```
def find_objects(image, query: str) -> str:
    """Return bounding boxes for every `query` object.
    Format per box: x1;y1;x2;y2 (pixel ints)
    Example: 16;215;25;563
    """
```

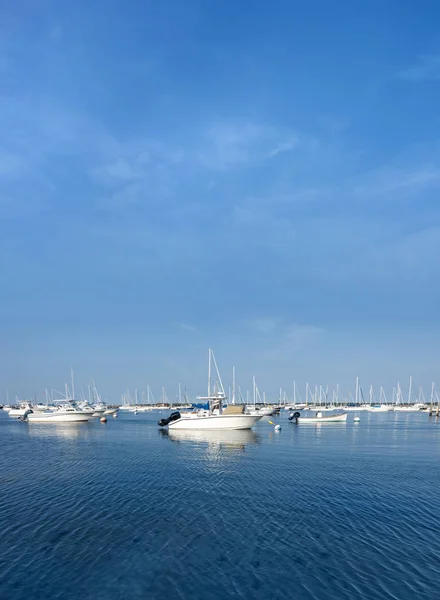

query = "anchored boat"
289;411;348;423
24;402;91;423
158;349;263;431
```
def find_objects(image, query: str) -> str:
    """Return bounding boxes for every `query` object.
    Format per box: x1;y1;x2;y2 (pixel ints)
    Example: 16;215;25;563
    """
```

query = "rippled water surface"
1;410;439;600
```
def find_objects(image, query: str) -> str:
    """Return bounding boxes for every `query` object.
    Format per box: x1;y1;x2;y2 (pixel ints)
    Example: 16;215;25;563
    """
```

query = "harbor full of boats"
2;353;440;427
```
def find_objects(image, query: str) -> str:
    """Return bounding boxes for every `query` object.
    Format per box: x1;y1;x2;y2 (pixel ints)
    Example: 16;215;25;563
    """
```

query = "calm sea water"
0;409;439;600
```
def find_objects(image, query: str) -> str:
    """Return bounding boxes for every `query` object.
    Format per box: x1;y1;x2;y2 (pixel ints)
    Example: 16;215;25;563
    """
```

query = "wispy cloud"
197;122;298;170
352;165;440;201
248;319;324;347
285;324;324;343
248;317;279;334
399;54;440;81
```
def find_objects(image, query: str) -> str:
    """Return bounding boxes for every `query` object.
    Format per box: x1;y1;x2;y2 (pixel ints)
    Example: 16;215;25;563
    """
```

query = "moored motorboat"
161;407;263;430
289;411;348;423
367;404;390;412
245;406;277;417
158;349;263;431
25;402;90;423
8;402;33;417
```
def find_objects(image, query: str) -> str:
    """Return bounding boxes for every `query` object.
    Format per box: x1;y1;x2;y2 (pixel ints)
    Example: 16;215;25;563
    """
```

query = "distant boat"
367;404;390;412
289;411;348;423
393;404;425;412
246;406;277;417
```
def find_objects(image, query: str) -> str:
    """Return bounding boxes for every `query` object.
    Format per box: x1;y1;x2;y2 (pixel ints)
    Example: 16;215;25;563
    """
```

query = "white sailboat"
158;349;263;431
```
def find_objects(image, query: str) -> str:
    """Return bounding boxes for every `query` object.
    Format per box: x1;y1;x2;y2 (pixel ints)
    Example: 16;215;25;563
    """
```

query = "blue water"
1;410;439;600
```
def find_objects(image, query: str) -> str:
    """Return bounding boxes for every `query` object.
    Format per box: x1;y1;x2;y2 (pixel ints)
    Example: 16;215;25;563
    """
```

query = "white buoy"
275;424;281;432
354;417;360;422
100;416;107;423
113;413;118;418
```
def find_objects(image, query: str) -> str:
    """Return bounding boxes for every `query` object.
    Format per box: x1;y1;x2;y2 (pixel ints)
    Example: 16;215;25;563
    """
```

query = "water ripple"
0;411;439;599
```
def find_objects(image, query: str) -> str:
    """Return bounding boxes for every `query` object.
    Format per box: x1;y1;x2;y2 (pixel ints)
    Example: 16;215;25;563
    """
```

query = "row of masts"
6;363;438;410
4;370;105;406
281;376;438;407
119;373;439;408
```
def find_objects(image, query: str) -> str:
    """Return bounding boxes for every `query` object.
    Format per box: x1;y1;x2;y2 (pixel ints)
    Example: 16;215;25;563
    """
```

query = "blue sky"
1;0;440;402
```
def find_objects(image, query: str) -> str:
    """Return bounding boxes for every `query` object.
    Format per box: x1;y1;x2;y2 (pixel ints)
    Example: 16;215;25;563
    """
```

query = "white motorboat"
393;404;426;412
158;349;263;431
163;408;263;430
32;403;57;412
77;402;106;417
8;402;33;417
91;403;107;417
367;404;390;412
246;406;277;417
289;411;348;423
25;402;91;423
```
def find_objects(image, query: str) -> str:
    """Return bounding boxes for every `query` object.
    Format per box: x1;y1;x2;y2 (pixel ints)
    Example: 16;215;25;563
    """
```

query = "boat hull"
9;409;31;417
246;407;276;417
168;414;262;430
103;408;118;415
296;413;348;423
27;412;90;423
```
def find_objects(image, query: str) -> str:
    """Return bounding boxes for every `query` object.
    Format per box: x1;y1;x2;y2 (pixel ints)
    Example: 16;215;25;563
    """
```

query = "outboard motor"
288;411;301;422
158;411;181;427
18;409;33;422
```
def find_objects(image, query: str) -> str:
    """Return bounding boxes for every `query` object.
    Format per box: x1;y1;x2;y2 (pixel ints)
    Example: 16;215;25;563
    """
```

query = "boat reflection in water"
25;423;90;440
160;428;260;452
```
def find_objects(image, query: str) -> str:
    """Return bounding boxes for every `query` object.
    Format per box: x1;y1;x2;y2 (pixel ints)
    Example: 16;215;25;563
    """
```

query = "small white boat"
289;411;348;423
32;403;57;412
393;404;426;412
246;406;277;417
8;402;33;417
91;403;107;417
25;402;91;423
367;404;390;412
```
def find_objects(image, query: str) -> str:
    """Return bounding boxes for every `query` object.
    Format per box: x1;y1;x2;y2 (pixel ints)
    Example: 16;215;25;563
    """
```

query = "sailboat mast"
208;348;212;398
232;366;236;405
